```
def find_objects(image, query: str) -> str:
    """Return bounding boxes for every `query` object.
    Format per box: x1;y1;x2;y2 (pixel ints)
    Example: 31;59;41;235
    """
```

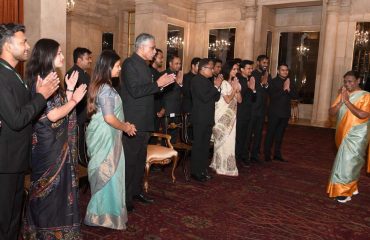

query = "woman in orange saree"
327;71;370;203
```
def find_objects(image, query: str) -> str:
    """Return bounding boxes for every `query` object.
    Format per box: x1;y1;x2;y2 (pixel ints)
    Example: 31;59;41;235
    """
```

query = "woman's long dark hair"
25;38;61;91
221;60;237;81
87;50;120;118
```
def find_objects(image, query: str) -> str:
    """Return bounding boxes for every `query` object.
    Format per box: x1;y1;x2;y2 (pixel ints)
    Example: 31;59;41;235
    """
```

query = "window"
278;32;320;104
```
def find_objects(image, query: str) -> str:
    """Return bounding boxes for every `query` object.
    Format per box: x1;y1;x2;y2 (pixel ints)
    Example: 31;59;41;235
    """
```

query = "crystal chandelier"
208;39;231;52
166;36;184;49
355;23;369;47
296;44;310;56
66;0;75;13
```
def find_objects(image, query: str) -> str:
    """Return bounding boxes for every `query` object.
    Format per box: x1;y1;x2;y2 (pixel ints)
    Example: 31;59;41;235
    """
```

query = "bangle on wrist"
70;99;77;105
66;88;74;92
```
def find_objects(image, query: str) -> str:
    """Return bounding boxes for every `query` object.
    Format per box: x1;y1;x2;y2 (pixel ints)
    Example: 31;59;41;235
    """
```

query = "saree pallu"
23;93;80;240
327;90;370;198
210;80;238;176
84;87;127;230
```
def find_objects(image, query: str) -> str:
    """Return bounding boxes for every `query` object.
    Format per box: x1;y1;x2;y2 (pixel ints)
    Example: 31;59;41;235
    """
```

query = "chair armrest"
150;132;174;149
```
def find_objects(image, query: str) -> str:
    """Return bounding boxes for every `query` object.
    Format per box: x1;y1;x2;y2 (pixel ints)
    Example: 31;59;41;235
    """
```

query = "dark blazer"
119;53;161;132
267;75;297;118
251;69;271;117
236;73;256;121
161;69;182;115
149;66;164;114
182;71;195;113
0;59;46;173
65;65;90;125
191;74;220;125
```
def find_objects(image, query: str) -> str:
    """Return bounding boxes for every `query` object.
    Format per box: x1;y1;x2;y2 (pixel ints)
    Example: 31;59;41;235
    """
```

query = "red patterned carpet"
80;125;370;240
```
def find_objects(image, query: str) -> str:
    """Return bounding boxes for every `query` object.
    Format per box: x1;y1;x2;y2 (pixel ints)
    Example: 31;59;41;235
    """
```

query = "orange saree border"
327;181;358;198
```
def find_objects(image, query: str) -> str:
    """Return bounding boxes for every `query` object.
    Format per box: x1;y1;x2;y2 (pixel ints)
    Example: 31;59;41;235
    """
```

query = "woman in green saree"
327;71;370;203
85;50;136;229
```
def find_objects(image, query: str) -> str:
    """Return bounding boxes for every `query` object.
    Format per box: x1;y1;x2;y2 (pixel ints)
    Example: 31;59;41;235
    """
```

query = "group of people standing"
0;22;181;238
187;57;297;182
1;20;368;240
148;51;298;182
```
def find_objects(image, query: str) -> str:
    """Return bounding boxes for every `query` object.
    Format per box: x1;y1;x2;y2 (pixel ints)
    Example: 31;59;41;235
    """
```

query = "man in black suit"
212;58;222;78
182;57;200;114
149;48;165;132
65;47;92;166
235;60;256;167
120;33;175;211
248;55;270;163
190;58;222;182
264;63;297;162
161;55;183;143
0;23;59;240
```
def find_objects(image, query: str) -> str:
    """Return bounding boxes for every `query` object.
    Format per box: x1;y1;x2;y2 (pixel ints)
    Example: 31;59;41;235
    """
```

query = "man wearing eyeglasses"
190;58;222;182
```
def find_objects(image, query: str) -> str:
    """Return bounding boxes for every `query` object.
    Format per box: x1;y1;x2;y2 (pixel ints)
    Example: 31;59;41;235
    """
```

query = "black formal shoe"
126;204;135;213
274;156;287;162
241;159;251;167
202;172;213;180
190;174;207;182
134;194;154;204
265;156;272;162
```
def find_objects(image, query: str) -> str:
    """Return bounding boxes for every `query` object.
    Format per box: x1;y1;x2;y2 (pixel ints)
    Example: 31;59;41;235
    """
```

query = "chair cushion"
147;145;178;162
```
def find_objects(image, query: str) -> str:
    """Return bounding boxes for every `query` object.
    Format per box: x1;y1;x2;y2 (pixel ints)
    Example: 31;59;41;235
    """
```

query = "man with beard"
150;48;165;131
0;23;59;239
161;54;183;143
248;55;270;163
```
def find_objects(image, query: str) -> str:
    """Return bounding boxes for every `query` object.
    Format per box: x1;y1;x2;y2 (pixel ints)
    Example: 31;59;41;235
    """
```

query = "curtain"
0;0;23;23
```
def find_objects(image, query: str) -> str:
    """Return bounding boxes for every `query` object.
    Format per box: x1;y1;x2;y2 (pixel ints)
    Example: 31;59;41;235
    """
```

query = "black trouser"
123;132;150;206
162;116;181;144
191;123;213;176
77;123;88;167
0;173;24;240
264;116;289;158
248;115;265;160
235;118;251;162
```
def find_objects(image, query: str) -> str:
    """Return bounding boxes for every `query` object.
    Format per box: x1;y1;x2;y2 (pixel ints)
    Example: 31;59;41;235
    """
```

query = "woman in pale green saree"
327;71;370;203
85;50;136;229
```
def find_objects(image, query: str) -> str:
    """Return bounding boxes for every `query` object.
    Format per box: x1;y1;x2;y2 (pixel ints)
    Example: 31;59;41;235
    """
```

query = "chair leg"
144;162;151;193
171;155;178;183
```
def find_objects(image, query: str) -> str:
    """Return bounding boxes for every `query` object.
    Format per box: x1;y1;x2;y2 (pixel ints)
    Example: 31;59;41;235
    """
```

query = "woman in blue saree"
85;50;136;229
23;39;87;239
327;71;370;203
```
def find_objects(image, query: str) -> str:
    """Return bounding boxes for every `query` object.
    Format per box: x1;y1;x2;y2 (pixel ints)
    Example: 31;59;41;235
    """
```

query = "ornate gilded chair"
145;133;178;193
163;113;192;181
